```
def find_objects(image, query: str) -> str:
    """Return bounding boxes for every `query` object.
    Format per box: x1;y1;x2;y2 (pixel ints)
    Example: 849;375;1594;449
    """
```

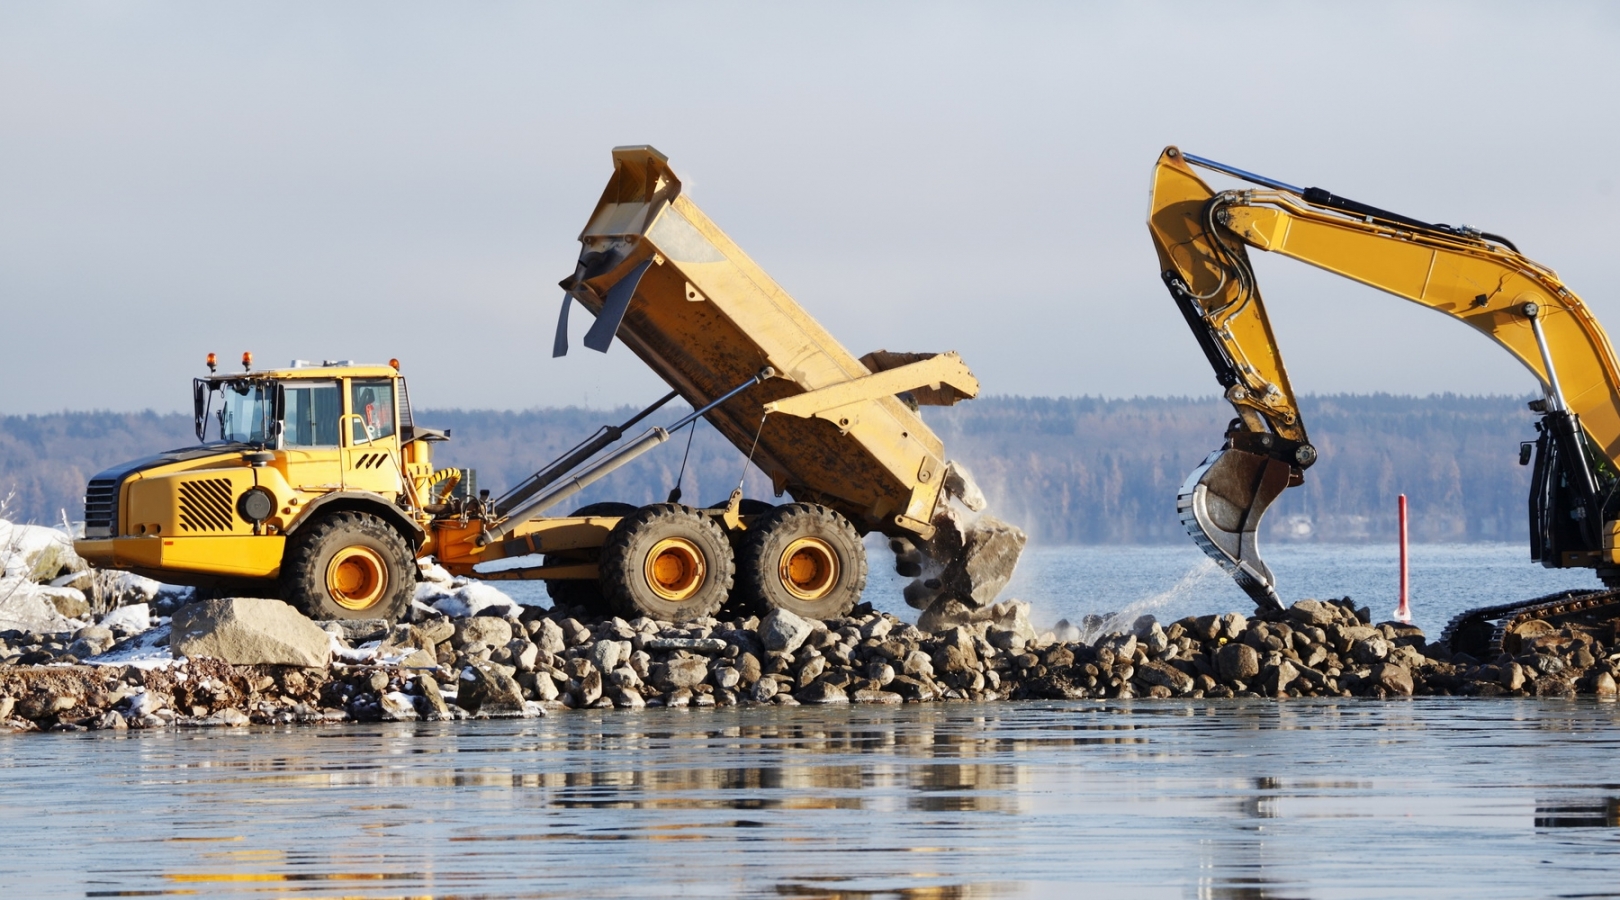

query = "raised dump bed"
553;145;979;541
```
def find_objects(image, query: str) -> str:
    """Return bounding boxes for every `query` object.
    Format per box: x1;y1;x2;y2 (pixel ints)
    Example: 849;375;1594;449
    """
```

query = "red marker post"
1393;494;1412;624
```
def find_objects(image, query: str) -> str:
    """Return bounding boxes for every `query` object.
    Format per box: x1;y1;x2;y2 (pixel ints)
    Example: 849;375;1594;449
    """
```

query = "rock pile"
4;589;1620;734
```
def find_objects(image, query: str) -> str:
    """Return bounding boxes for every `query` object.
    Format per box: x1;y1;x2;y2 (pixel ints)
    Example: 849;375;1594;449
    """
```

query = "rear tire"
736;503;866;620
280;511;413;622
599;503;734;622
543;502;637;611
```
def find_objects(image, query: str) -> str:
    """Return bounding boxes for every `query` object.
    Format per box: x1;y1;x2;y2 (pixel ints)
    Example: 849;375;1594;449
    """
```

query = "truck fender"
284;491;425;548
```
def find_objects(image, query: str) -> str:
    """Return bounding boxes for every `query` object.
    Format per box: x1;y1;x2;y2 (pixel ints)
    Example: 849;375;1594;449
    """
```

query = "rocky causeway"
3;517;1618;735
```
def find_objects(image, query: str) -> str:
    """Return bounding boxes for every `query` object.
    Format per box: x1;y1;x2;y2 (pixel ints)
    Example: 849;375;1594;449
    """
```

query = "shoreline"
4;594;1615;734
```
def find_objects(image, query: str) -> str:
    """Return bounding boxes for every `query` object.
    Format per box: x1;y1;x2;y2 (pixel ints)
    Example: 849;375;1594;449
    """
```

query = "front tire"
599;504;734;622
281;511;413;621
736;503;866;620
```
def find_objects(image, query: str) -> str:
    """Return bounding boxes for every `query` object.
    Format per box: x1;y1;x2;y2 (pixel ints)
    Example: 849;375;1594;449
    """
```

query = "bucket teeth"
1177;447;1290;612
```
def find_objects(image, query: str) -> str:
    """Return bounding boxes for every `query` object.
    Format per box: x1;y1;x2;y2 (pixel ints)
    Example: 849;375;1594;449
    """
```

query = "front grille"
177;478;236;532
84;478;119;537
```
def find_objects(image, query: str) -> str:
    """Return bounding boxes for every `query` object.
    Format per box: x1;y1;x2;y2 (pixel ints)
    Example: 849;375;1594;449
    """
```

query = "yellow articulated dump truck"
76;145;993;624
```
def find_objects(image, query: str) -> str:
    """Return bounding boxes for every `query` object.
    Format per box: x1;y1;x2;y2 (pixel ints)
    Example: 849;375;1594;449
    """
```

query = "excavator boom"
1149;146;1620;609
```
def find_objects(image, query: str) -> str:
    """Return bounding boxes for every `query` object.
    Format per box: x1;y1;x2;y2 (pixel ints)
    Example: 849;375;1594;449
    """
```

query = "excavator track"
1439;587;1620;660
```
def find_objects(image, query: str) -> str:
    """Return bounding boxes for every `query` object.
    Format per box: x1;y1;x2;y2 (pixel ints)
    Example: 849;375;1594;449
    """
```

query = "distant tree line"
0;394;1539;544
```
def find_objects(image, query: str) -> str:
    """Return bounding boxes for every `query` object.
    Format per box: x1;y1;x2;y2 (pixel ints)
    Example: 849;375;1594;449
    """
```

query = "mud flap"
1177;447;1293;611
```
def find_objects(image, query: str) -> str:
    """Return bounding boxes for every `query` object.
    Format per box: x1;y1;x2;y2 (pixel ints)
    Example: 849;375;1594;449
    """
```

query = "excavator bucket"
1177;446;1292;612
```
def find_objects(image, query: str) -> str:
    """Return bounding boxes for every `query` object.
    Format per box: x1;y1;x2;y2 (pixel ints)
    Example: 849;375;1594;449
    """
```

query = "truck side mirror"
272;383;286;420
1520;442;1534;466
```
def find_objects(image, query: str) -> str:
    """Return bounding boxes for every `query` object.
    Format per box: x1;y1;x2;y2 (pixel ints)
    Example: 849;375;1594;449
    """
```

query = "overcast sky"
2;2;1617;414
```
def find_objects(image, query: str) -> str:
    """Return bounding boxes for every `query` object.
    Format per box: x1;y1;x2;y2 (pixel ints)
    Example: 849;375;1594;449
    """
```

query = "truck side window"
283;383;341;447
351;380;396;444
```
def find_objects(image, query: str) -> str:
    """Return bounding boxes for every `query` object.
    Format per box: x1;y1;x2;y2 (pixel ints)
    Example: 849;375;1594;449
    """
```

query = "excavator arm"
1149;146;1620;608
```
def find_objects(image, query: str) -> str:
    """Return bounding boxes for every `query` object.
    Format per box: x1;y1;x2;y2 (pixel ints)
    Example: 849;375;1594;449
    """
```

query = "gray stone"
796;656;827;688
868;661;896;686
735;652;762;686
796;681;849;705
572;668;604;707
508;639;540;672
1373;662;1414;696
559;617;591;647
416;675;452;720
416;617;456;646
612;687;646;709
454;616;513;649
1288;599;1336;628
749;677;779;702
712;664;741;691
1216;643;1260;683
171;598;331;667
1271;660;1300;695
901;649;934;679
852;689;903;705
1501;662;1526;692
535;618;566;656
68;625;116;659
760;608;814;654
652;655;710;691
1593;671;1617;698
1351;637;1390;665
644;637;728;654
589;639;625;673
1137;659;1194;694
379;691;419;721
458;663;526;715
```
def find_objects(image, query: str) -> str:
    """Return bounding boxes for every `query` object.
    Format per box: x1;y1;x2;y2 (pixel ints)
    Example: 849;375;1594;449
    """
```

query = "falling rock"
760;608;814;654
1216;643;1261;683
1136;659;1194;694
935;516;1027;609
171;598;331;667
458;662;527;715
1373;662;1414;696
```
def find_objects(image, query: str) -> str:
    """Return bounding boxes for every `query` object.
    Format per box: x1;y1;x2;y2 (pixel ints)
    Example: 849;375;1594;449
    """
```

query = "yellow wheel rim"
326;546;389;610
643;537;706;602
778;537;839;601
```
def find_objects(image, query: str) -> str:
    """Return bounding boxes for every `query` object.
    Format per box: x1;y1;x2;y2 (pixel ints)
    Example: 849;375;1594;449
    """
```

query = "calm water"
4;701;1620;898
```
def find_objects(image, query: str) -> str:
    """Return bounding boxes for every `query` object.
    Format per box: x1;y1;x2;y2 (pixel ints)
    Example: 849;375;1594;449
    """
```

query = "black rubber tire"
280;510;414;622
599;503;734;622
542;502;638;610
735;503;867;620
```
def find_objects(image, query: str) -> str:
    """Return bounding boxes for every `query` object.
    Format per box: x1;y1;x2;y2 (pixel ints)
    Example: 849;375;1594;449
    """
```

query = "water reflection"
6;700;1620;898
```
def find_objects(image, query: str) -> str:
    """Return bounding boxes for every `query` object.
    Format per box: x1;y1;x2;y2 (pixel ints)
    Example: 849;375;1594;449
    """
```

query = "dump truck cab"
76;357;437;620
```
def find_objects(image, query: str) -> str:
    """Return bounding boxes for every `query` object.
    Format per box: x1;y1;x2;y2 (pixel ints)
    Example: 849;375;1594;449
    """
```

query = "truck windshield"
218;381;270;444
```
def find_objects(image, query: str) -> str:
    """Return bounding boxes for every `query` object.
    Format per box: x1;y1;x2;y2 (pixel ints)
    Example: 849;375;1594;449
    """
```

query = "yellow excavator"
1149;146;1620;655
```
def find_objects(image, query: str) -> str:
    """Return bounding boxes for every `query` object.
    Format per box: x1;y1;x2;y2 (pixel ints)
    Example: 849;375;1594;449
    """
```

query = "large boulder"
760;608;814;654
0;521;86;583
171;598;331;667
0;577;84;634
